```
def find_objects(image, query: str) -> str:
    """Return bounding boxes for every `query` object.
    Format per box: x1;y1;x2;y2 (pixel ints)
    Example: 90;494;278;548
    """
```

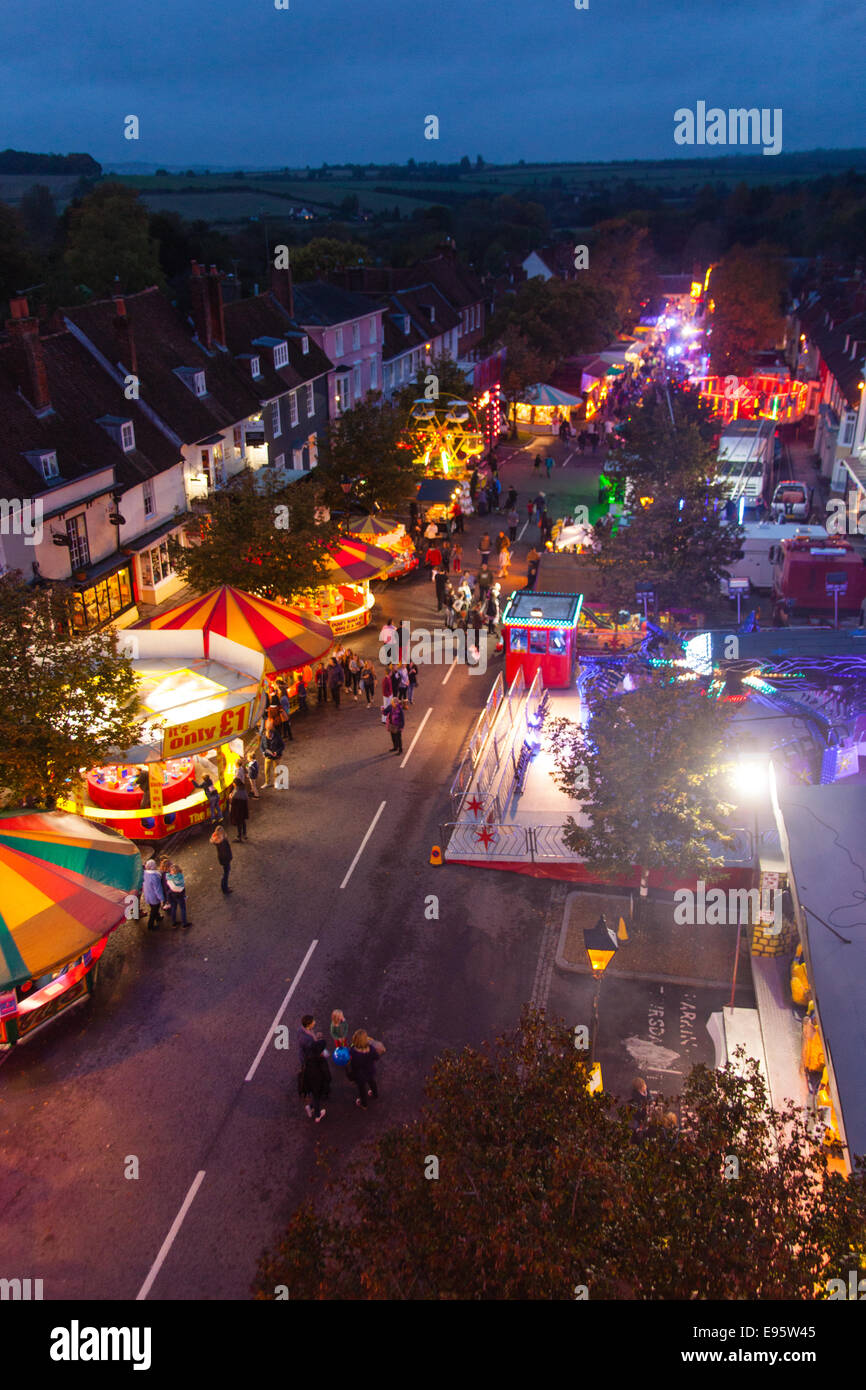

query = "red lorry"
772;534;866;616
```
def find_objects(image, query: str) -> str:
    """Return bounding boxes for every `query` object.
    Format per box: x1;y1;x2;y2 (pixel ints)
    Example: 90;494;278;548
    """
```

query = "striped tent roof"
325;538;393;585
137;586;333;674
0;813;142;989
346;514;398;538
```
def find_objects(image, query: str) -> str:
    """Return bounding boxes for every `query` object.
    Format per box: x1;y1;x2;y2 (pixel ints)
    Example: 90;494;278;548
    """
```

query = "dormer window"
41;451;59;480
273;341;289;370
403;316;411;335
121;421;135;452
251;356;261;378
301;335;309;355
175;366;207;397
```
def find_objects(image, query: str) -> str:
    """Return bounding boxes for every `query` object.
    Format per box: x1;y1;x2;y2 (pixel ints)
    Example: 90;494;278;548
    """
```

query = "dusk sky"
1;0;864;167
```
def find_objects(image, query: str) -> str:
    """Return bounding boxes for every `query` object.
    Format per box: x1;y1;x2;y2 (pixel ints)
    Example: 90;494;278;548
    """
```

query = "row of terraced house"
0;240;500;632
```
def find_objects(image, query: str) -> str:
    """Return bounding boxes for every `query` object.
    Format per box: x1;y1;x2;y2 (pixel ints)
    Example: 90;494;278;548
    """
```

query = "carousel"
512;383;583;435
346;514;418;579
295;538;393;636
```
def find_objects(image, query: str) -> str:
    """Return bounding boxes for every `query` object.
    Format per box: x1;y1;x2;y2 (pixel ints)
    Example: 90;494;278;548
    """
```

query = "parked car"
771;479;812;522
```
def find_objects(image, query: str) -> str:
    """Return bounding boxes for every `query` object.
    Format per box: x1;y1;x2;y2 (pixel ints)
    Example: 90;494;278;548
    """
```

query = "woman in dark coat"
349;1030;380;1109
301;1038;331;1122
228;778;249;842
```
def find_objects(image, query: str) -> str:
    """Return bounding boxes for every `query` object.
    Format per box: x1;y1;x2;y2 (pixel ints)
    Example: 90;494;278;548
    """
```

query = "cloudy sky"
1;0;863;167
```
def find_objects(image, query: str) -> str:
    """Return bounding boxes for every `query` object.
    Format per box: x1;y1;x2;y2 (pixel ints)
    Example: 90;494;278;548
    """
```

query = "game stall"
346;514;419;579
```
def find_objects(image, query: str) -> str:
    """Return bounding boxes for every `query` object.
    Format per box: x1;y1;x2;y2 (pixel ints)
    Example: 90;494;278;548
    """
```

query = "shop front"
71;557;137;632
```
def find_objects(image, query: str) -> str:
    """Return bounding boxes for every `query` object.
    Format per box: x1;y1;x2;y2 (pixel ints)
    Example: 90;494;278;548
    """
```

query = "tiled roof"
223;294;333;396
367;286;461;363
0;329;180;499
64;287;262;445
292;280;381;328
799;290;866;408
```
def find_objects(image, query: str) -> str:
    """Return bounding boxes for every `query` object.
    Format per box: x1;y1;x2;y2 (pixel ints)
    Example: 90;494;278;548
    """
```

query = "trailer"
715;419;776;506
720;522;828;595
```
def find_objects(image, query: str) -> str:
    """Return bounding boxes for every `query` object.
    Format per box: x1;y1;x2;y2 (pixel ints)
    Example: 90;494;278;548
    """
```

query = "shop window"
72;566;134;632
510;630;528;652
549;631;566;655
529;629;548;654
140;540;173;589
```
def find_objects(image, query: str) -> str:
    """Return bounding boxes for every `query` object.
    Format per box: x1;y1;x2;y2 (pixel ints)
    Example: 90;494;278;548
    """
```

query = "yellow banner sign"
162;701;251;758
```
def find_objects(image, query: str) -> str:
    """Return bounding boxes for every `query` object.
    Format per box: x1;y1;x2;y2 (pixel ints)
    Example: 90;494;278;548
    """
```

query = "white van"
719;522;829;595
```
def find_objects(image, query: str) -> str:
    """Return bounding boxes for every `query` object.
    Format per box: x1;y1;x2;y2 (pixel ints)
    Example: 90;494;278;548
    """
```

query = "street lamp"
584;913;618;1071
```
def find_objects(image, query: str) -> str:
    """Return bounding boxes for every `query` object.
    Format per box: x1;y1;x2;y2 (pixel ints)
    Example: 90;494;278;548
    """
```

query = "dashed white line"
517;521;529;541
245;937;319;1082
340;800;386;889
400;706;433;769
441;658;458;686
562;451;575;467
137;1169;206;1301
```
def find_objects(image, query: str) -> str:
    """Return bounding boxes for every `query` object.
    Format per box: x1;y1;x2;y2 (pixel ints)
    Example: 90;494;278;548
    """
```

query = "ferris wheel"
405;397;486;474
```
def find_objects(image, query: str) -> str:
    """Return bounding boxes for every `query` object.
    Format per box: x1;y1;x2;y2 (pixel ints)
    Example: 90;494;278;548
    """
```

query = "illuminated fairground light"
404;398;485;474
693;375;809;423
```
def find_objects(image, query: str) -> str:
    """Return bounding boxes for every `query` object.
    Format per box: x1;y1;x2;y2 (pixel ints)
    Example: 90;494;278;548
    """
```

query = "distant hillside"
0;149;101;176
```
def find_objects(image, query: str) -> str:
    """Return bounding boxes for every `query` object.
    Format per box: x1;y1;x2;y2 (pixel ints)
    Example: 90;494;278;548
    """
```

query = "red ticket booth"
500;591;583;688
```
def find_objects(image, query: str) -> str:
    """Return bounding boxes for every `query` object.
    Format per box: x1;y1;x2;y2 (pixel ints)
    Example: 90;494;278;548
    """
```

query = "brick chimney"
5;296;51;412
206;265;226;348
270;261;294;318
189;261;213;349
112;295;138;377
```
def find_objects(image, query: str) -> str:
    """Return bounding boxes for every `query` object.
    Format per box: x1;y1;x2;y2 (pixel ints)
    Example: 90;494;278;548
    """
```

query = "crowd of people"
297;1010;386;1120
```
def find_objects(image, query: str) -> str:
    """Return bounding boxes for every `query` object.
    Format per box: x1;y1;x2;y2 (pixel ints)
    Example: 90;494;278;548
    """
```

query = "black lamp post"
584;913;618;1068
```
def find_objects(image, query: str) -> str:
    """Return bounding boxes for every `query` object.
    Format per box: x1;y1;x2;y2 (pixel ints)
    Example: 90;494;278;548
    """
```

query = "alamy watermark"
379;621;488;674
674;881;782;933
674;103;782;156
0;498;43;544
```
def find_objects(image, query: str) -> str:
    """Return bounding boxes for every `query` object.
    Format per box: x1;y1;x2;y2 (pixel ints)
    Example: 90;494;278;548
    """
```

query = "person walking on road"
361;660;376;707
327;657;345;708
261;717;285;787
478;531;491;566
348;653;362;700
451;542;463;574
240;755;259;799
229;777;249;842
533;454;542;476
526;544;540;588
331;1009;349;1048
434;567;448;612
349;1029;381;1108
143;858;166;932
301;1038;331;1122
506;507;520;543
211;826;233;896
387;698;405;754
498;538;511;578
275;681;294;741
166;862;191;928
545;455;554;478
193;772;222;825
406;658;419;705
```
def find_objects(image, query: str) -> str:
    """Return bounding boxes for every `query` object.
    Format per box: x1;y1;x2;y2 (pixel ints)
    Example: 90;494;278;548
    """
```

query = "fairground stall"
346;514;418;579
56;627;266;842
0;812;142;1046
691;373;811;425
512;383;583;435
137;583;334;711
294;538;393;637
501;590;583;688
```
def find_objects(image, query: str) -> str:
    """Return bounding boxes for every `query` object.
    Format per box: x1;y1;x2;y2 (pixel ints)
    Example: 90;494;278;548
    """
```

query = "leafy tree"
317;394;426;513
0;202;40;307
63;182;164;295
586;218;656;328
547;675;735;879
18;184;58;251
0;573;140;807
253;1009;866;1300
290;236;367;280
168;470;336;602
498;326;553;438
484;275;618;367
393;352;471;416
707;244;785;375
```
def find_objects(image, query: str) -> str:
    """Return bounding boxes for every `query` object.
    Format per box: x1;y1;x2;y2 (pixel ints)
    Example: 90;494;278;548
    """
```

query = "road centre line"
340;800;387;889
562;451;575;467
517;521;529;541
441;658;458;685
400;706;432;769
245;937;319;1082
136;1169;206;1301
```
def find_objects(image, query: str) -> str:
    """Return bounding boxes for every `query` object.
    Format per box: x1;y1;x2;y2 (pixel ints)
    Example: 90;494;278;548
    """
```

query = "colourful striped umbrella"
0;813;142;989
326;538;393;585
137;585;333;675
346;514;398;538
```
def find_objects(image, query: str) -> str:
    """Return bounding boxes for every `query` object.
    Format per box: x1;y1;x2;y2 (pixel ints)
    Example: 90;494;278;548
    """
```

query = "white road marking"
562;451;575;467
137;1169;206;1300
441;659;458;686
340;800;386;889
245;937;319;1082
400;706;433;769
517;521;529;541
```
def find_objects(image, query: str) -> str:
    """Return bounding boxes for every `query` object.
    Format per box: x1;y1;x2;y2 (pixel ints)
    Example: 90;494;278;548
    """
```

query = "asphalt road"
0;437;602;1301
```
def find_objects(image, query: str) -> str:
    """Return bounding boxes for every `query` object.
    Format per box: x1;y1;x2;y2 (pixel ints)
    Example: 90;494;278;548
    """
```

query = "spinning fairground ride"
403;398;486;478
